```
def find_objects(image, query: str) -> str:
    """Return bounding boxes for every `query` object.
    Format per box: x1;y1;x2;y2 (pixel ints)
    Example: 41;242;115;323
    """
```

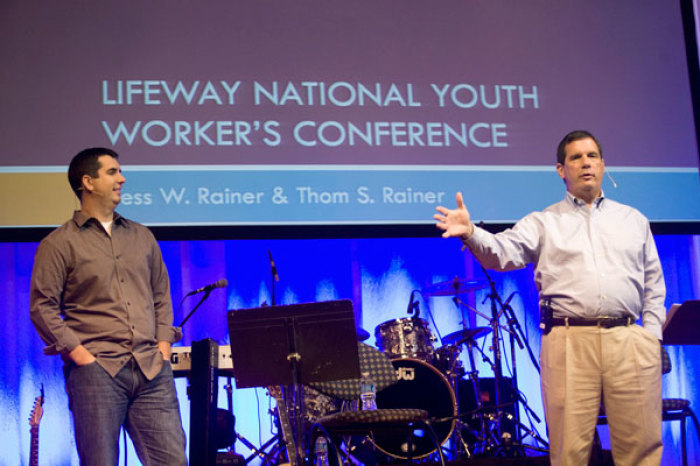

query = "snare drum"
375;317;436;361
374;358;456;459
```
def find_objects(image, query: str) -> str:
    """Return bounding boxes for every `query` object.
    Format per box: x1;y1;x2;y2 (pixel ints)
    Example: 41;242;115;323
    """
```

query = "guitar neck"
28;390;44;466
30;425;39;466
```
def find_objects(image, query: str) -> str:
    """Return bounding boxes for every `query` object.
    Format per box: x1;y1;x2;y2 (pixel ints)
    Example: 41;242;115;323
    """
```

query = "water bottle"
360;371;377;410
314;435;329;466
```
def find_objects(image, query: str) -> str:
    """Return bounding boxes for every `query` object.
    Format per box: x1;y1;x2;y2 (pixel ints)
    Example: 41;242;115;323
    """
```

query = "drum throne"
308;342;447;465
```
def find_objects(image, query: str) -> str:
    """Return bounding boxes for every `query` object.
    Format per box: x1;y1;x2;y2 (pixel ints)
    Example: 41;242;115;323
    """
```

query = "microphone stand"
266;251;304;465
176;289;213;328
268;250;279;307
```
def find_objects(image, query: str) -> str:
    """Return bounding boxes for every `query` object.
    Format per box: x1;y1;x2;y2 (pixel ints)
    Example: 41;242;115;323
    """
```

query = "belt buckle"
598;317;627;328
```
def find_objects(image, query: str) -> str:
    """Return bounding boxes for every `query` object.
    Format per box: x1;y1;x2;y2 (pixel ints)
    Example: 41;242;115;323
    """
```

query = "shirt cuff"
157;325;183;343
462;224;485;247
44;333;82;356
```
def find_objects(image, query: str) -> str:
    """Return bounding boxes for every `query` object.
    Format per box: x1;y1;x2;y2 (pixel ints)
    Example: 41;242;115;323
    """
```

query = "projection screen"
1;0;698;232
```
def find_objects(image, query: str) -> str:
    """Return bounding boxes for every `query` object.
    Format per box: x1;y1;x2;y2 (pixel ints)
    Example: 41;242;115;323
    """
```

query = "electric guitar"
28;385;45;466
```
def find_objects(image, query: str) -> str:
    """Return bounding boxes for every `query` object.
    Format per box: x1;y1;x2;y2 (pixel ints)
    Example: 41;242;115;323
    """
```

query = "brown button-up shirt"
30;211;181;379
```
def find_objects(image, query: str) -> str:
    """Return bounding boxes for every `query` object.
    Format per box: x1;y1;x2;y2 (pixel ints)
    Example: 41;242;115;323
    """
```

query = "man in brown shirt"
30;148;187;465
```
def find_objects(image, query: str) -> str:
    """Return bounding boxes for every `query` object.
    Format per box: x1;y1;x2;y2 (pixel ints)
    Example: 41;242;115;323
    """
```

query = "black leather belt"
550;316;633;328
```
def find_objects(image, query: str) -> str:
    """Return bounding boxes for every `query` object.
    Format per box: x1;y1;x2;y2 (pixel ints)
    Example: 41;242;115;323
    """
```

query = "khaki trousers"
540;324;662;466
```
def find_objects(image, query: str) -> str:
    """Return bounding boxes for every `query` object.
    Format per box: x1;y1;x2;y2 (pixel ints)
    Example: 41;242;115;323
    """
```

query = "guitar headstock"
28;385;44;427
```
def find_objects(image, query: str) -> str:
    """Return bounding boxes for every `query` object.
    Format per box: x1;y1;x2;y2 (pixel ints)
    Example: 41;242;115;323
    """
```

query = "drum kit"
369;278;507;460
268;275;548;464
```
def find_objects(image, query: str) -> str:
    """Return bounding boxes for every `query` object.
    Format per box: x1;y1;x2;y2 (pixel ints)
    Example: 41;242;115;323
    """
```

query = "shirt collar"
72;210;126;228
565;190;605;209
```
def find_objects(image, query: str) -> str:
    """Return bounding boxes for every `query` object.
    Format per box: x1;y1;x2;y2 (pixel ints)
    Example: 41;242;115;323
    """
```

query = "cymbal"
423;277;487;297
356;328;370;342
442;327;491;346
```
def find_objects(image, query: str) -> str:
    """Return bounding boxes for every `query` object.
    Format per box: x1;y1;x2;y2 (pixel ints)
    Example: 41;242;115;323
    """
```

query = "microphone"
406;290;418;316
187;279;228;296
606;170;618;188
268;250;279;282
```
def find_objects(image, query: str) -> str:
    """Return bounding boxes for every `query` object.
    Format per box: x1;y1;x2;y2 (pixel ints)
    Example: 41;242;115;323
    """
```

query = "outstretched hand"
434;192;475;240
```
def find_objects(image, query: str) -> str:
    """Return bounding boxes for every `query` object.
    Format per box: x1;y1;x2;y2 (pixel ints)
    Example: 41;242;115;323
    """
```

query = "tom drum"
375;317;436;361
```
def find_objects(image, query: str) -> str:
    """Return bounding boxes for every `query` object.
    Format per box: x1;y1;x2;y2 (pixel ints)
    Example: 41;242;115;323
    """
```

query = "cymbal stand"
483;281;505;442
501;293;540;373
451;295;514;454
500;293;524;445
438;343;473;459
478;265;548;455
500;298;547;450
463;338;487;448
446;299;487;458
480;265;529;455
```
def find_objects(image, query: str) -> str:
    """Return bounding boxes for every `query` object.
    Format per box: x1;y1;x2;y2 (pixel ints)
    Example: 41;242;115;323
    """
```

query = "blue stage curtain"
1;234;698;465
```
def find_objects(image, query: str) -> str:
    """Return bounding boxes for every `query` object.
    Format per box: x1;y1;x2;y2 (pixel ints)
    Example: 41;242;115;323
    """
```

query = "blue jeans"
64;358;187;466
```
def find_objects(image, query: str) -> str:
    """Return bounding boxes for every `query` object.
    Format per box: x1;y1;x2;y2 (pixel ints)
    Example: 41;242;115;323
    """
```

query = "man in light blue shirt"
435;130;664;465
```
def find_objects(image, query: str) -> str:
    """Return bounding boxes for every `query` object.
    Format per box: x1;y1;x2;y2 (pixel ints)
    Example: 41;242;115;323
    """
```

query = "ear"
556;163;565;180
81;174;93;193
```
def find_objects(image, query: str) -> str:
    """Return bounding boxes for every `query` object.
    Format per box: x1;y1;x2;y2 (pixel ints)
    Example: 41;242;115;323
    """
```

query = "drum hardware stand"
479;265;548;456
498;290;545;449
448;291;502;459
438;335;488;460
433;402;516;456
482;277;547;453
450;294;515;457
438;343;473;460
447;269;547;457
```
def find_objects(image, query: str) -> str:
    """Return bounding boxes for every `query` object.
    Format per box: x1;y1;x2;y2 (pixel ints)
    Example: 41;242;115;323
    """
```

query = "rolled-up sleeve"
30;239;81;355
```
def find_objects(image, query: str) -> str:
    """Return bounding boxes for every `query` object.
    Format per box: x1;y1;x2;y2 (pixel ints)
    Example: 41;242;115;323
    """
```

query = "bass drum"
374;358;456;459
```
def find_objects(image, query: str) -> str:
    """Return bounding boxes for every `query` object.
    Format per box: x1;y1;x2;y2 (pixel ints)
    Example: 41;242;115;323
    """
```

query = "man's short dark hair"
556;130;603;165
68;147;119;199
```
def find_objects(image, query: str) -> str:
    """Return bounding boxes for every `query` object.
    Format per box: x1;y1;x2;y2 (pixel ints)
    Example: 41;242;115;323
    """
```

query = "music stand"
227;299;360;388
227;299;361;464
663;300;700;345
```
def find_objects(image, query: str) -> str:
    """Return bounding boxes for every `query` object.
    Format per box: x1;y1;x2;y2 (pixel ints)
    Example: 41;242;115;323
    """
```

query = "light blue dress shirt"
464;191;666;339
